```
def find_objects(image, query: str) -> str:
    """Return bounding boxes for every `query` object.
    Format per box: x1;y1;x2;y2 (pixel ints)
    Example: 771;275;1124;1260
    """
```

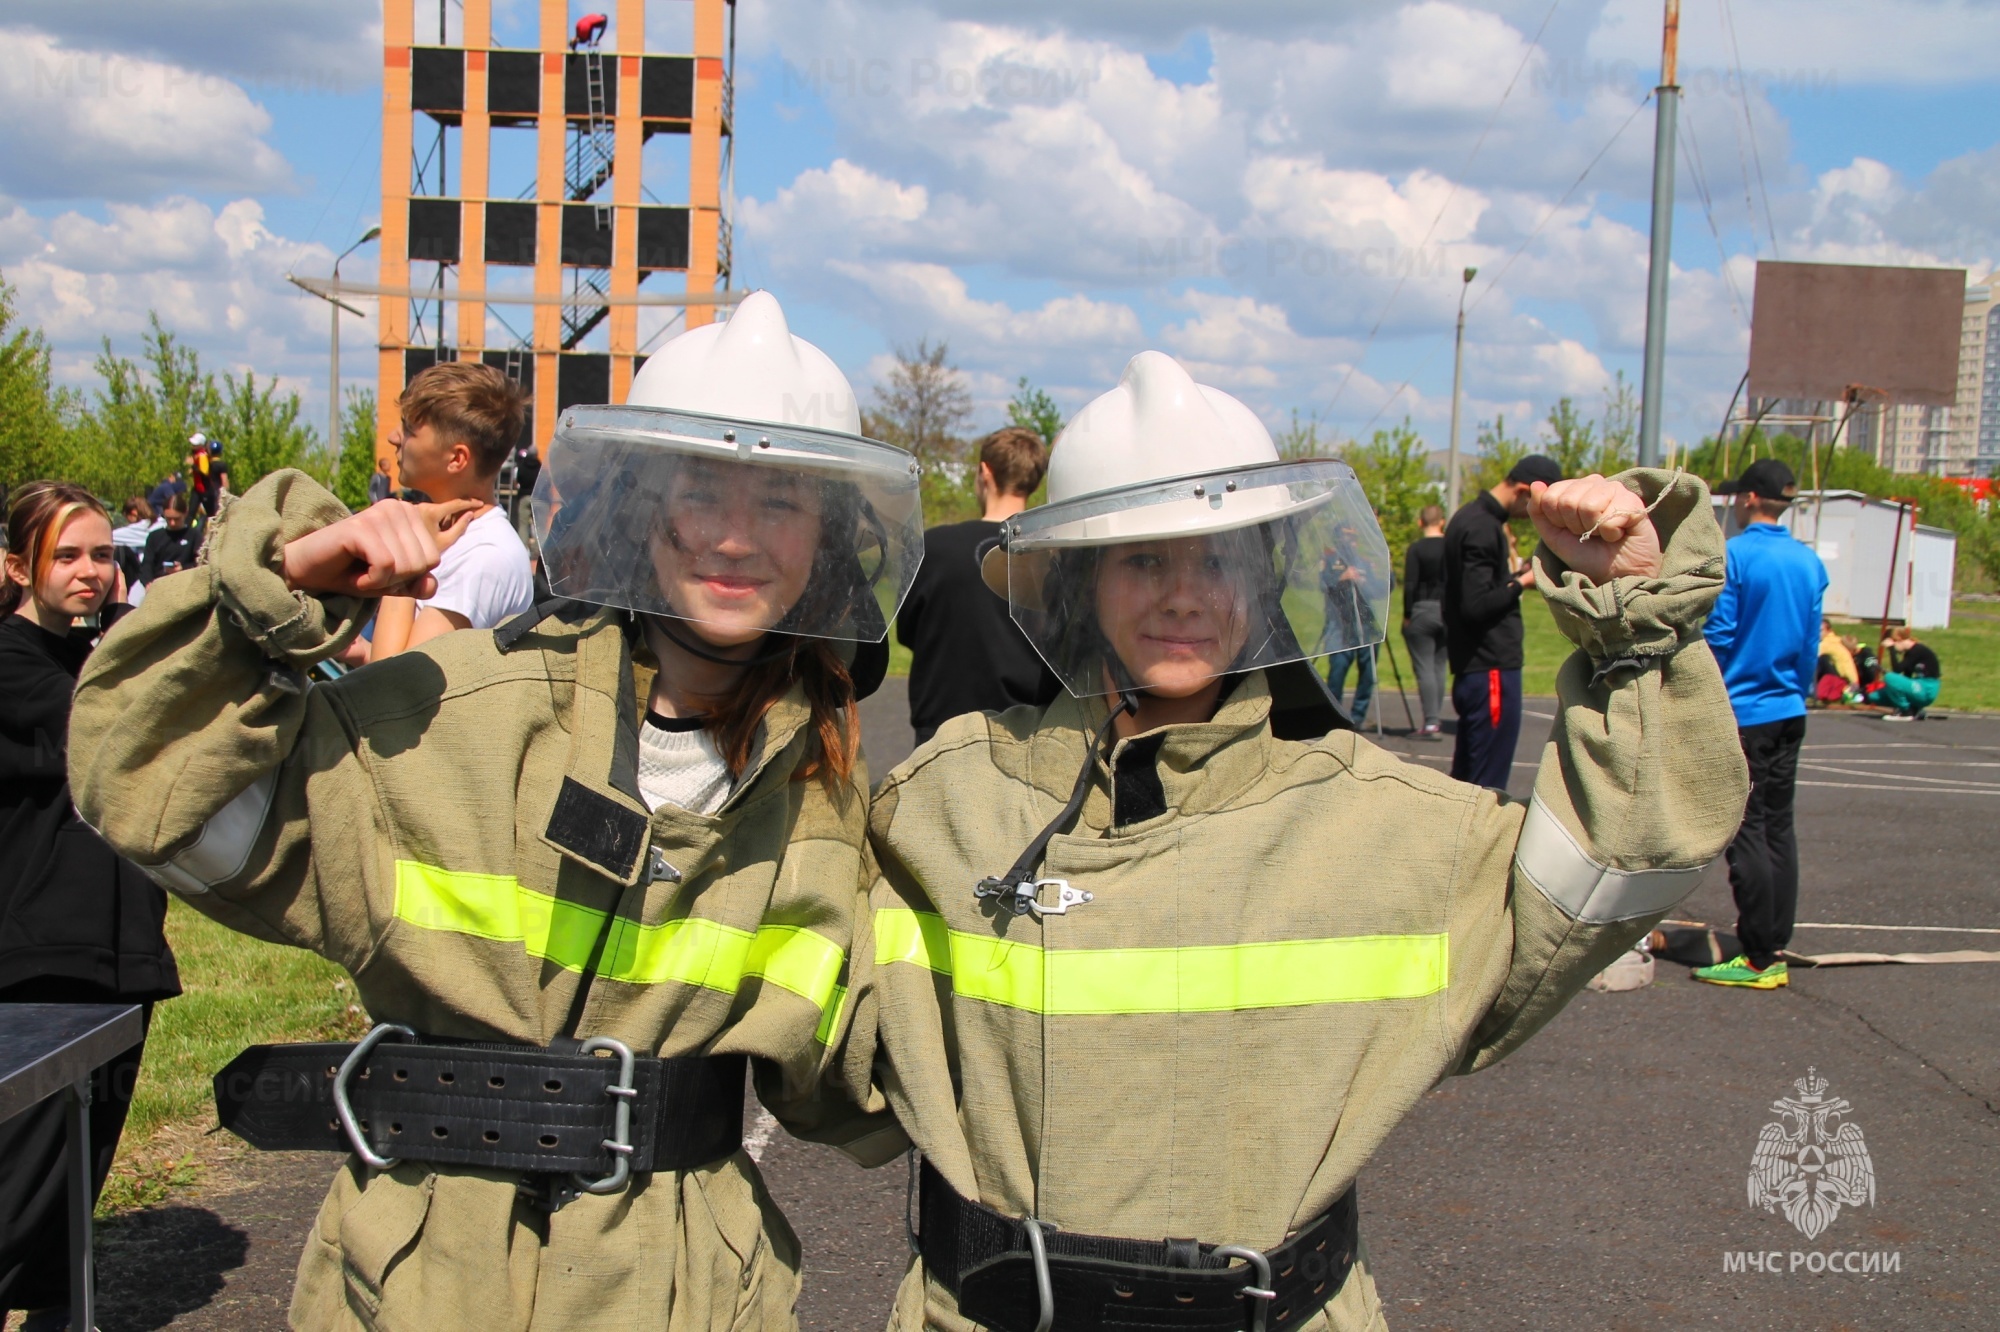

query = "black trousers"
1726;715;1807;968
1401;600;1448;728
0;979;152;1313
1450;668;1522;789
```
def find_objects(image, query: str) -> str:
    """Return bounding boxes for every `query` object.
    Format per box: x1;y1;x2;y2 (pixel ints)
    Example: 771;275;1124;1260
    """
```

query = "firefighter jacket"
68;471;879;1332
841;470;1749;1331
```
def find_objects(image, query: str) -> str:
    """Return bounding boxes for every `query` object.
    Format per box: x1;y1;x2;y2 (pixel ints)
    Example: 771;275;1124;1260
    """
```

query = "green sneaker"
1692;954;1788;989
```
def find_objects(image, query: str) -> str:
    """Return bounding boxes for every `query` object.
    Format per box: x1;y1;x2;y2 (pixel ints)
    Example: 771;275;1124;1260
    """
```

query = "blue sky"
2;0;1997;454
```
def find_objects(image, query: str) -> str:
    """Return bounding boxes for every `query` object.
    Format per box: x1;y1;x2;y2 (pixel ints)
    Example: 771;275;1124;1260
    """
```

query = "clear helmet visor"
994;459;1390;697
532;404;924;643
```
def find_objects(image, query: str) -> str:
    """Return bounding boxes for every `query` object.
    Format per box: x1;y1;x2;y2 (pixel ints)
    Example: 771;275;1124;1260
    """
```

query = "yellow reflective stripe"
873;908;1447;1014
816;984;849;1046
393;860;844;1009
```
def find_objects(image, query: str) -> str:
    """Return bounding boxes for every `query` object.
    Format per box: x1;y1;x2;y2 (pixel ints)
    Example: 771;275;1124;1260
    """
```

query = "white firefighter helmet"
983;350;1389;697
531;291;922;643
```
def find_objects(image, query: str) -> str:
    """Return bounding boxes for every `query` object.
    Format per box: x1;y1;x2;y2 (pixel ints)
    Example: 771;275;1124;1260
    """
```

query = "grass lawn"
101;900;368;1213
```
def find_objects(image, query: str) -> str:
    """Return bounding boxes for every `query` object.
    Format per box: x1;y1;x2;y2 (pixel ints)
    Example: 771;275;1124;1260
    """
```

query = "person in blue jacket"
1696;458;1826;989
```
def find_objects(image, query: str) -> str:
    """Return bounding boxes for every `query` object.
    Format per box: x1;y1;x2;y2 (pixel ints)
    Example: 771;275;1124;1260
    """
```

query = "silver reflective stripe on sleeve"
1512;798;1705;923
142;772;278;897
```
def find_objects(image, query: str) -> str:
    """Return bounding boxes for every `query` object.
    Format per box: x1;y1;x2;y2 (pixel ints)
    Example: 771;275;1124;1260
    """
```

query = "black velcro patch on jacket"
545;777;648;880
1112;734;1169;828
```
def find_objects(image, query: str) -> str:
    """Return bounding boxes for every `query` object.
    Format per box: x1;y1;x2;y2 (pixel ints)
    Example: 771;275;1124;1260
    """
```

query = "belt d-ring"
332;1022;418;1170
572;1034;638;1195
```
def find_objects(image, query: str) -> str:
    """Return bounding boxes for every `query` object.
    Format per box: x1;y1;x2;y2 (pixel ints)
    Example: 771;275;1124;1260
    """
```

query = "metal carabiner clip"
1211;1244;1277;1332
332;1022;417;1171
573;1035;638;1196
1020;1213;1056;1332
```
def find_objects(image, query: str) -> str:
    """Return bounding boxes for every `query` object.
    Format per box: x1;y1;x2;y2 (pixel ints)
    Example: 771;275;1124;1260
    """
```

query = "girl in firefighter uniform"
844;351;1748;1332
68;293;918;1331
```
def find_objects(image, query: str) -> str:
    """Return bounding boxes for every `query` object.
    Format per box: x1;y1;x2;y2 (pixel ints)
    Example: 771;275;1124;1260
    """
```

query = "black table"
0;1003;145;1328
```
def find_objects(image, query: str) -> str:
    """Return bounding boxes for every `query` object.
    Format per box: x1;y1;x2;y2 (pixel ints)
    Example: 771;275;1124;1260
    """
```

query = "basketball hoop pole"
1637;0;1681;468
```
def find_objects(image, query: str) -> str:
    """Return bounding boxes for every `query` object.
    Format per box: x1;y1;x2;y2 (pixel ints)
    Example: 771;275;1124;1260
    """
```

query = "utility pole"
320;228;380;457
1637;0;1681;467
1447;265;1477;513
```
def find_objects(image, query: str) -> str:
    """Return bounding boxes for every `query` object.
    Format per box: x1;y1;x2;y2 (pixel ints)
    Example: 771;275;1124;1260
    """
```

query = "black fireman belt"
213;1024;744;1194
915;1157;1357;1332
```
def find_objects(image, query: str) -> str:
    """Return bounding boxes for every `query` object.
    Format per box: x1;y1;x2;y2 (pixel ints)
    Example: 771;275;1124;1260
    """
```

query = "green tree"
868;336;975;526
1276;408;1335;460
214;367;323;488
331;388;379;511
1598;370;1639;471
1541;397;1598;477
0;279;76;490
1339;419;1438;557
1466;413;1529;494
1007;376;1064;446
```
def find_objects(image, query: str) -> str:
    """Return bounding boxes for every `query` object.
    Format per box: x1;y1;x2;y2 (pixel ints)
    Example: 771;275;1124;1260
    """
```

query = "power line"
1323;0;1565;415
1354;91;1655;436
1679;108;1750;328
1718;0;1780;256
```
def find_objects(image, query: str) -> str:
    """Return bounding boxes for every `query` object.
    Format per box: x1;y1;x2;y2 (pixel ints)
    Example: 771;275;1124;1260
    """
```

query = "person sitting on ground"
367;362;536;661
139;491;200;584
1815;616;1858;705
1877;624;1941;720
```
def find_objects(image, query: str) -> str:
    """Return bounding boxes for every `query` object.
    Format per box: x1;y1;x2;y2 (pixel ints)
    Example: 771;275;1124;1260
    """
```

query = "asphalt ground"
72;680;1997;1330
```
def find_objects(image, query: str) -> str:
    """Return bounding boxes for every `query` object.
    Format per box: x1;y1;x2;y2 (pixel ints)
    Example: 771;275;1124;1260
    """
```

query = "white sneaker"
1881;712;1914;722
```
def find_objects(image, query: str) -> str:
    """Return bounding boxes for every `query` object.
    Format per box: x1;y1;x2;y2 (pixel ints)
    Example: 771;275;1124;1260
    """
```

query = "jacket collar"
1030;673;1279;833
537;611;814;885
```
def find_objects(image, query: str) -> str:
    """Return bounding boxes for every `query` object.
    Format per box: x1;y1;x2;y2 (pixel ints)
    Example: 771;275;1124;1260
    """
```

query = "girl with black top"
1400;503;1449;736
0;482;179;1329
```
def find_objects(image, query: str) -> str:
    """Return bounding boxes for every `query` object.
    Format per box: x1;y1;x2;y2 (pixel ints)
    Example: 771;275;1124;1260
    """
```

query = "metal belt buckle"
332;1022;417;1171
1020;1213;1058;1332
1210;1244;1277;1332
974;876;1093;918
572;1035;638;1196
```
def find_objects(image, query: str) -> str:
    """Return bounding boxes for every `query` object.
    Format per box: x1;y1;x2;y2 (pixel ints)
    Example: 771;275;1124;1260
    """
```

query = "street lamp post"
327;227;381;456
1447;266;1477;514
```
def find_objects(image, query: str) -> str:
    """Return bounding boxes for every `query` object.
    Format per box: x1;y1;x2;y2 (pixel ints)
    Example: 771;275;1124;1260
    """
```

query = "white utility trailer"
1711;488;1954;629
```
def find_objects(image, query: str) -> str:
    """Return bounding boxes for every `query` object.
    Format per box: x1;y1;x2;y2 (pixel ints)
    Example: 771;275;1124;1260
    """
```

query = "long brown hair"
705;637;858;791
1;482;109;618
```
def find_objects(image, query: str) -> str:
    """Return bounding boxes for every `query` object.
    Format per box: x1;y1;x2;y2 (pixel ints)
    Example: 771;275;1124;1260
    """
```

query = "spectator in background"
1695;458;1825;991
141;491;201;584
1815;617;1859;705
897;425;1061;746
145;471;183;517
368;362;535;661
1400;503;1448;738
367;455;395;506
1878;624;1941;720
185;434;229;520
111;496;159;596
1320;540;1379;728
0;483;178;1328
1444;454;1562;787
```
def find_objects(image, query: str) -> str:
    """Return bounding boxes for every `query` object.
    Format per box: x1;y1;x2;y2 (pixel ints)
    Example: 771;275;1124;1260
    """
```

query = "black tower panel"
484;202;539;266
641;57;694;119
560;205;614;268
636;207;690;270
411;47;465;120
558;353;612;411
488;50;541;120
564;53;620;117
408;198;462;264
404;346;458;386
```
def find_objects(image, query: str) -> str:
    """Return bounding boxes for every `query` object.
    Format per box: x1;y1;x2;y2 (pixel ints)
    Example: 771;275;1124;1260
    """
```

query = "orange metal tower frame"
375;0;735;465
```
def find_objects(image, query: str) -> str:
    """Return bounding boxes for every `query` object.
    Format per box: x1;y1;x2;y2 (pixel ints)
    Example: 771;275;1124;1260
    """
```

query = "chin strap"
650;616;798;669
974;689;1140;919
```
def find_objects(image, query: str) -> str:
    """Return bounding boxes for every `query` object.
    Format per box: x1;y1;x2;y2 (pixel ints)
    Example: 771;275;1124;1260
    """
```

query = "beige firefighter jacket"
842;470;1749;1332
68;471;880;1332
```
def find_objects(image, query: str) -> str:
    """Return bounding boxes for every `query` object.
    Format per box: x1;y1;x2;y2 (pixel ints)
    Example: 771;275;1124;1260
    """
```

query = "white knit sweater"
636;714;734;815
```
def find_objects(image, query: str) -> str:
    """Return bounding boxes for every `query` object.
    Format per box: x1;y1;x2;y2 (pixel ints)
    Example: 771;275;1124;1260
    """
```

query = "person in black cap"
1443;453;1562;787
1694;457;1826;990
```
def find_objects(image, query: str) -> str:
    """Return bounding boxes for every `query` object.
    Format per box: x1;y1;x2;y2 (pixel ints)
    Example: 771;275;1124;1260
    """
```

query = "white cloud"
0;0;379;90
0;30;291;199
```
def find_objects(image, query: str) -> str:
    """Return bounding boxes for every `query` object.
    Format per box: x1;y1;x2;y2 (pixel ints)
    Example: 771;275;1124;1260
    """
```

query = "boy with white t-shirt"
368;363;536;659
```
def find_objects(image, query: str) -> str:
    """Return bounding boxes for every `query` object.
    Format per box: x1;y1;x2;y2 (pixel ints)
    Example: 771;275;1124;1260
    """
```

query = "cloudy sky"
1;0;1997;450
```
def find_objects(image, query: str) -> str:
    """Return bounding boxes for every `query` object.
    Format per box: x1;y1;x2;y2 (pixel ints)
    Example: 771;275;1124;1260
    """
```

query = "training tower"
374;0;736;462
